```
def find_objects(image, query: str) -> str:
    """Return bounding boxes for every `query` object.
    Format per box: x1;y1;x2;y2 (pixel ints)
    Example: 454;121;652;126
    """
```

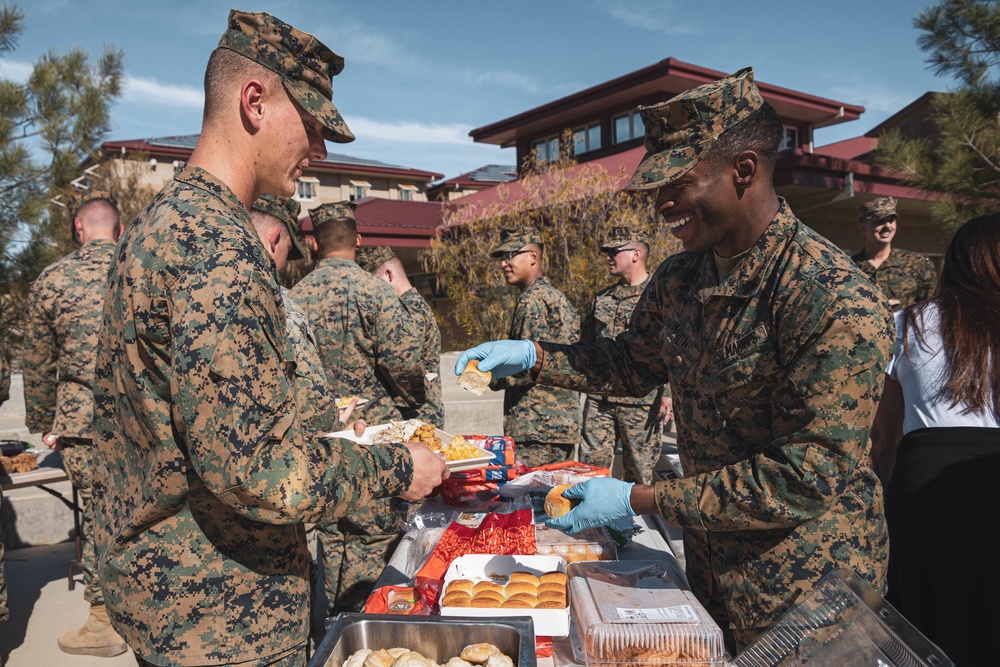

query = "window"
398;184;417;201
349;180;371;201
779;126;798;151
532;135;561;163
295;177;318;201
573;122;602;155
613;110;645;144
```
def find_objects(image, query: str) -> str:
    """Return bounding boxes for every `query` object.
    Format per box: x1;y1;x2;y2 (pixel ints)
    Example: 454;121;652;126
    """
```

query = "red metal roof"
471;57;865;148
300;197;446;248
813;136;878;161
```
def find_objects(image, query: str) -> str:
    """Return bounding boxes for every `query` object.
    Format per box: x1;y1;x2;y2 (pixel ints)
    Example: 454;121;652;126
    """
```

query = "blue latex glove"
545;478;636;534
454;340;537;379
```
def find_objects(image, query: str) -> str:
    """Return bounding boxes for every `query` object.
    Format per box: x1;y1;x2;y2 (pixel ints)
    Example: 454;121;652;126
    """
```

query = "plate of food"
324;420;494;472
335;396;370;409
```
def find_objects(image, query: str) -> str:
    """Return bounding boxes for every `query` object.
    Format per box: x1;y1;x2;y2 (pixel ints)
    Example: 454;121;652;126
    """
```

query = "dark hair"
709;102;783;168
903;213;1000;420
315;217;357;252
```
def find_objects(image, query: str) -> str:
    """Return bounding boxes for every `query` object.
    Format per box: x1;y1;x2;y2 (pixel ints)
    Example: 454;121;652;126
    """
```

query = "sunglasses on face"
605;247;638;257
496;249;532;263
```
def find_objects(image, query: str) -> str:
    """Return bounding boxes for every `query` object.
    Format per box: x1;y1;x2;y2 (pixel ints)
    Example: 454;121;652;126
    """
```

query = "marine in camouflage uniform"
91;12;443;666
357;245;444;427
290;203;426;617
470;69;894;650
490;227;581;468
580;226;669;484
851;196;937;311
22;189;128;656
0;352;8;624
250;194;339;433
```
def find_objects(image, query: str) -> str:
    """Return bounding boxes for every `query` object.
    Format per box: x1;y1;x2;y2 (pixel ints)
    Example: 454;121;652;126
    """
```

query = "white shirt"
887;303;999;434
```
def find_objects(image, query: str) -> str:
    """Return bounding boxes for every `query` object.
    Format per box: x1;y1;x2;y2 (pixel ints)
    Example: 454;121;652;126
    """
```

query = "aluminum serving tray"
310;613;536;667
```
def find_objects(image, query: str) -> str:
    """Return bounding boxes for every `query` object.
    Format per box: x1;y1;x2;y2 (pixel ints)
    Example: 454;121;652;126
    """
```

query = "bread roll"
506;593;538;606
536;599;567;609
441;595;471;608
507;572;541;586
472;590;505;604
447;579;475;594
544;483;580;518
540;571;568;586
470;597;501;608
499;598;533;609
504;581;536;597
457;360;492;396
472;581;504;595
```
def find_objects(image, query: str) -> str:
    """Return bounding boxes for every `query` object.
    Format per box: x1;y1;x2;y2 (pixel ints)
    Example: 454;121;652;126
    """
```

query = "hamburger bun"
470;597;501;608
457;360;492;396
472;581;504;596
544;483;581;518
536;599;567;609
507;572;541;586
499;598;534;609
538;582;566;595
447;579;475;594
441;594;472;608
506;593;538;606
472;590;506;604
505;582;537;597
540;572;568;586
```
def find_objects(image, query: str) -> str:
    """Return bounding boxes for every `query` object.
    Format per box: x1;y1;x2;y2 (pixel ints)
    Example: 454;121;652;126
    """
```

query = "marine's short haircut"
202;47;280;122
708;102;784;169
77;198;120;227
315;216;357;252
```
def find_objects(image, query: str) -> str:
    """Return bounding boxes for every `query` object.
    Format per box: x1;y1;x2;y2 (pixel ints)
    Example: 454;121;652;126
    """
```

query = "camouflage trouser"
135;645;308;667
316;497;404;617
580;398;663;484
62;438;101;604
515;441;575;469
0;485;7;623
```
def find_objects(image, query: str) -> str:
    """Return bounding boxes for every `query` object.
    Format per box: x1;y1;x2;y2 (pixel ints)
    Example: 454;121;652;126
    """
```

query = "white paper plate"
334;397;369;409
323;424;494;472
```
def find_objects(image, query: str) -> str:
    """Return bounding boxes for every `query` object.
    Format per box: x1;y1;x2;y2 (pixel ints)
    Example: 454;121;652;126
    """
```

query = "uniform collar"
694;197;798;301
173;164;250;225
522;275;550;293
614;275;650;297
317;256;357;269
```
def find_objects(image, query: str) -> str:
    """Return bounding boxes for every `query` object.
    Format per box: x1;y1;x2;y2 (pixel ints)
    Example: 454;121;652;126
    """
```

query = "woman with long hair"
872;212;1000;665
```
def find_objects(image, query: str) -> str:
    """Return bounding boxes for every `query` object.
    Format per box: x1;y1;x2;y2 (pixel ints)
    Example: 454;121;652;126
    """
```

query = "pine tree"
877;0;1000;233
0;3;124;358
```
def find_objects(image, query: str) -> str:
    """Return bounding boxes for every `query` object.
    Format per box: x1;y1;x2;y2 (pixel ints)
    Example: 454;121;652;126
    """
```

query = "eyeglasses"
605;247;639;257
496;249;531;263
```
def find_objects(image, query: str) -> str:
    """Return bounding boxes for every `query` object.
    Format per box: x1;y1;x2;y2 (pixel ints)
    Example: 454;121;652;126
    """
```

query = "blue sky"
5;0;950;181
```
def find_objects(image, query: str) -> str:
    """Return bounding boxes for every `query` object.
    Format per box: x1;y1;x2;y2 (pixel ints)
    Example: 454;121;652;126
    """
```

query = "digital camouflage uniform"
0;352;8;623
581;264;667;484
490;228;581;467
92;163;415;667
851;196;937;311
357;245;444;427
535;69;894;647
851;247;936;311
290;209;425;617
23;226;117;606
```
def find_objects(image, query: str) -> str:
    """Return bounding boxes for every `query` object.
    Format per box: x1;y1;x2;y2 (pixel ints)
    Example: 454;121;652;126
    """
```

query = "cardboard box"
441;554;570;637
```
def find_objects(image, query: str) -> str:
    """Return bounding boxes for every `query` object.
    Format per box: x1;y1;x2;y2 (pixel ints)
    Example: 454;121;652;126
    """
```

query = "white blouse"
887;303;999;434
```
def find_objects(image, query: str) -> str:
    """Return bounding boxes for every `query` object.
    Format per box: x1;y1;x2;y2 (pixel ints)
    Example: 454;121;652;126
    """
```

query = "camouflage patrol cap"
69;189;117;219
625;66;764;191
251;194;305;261
356;245;397;273
490;226;543;258
217;10;355;143
308;201;356;232
600;225;646;251
858;196;897;222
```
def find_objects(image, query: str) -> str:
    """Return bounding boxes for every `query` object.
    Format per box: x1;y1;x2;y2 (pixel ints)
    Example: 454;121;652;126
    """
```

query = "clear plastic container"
568;560;725;666
534;524;617;563
733;568;953;667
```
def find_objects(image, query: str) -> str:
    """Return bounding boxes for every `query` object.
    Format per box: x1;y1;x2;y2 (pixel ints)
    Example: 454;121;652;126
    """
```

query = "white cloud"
0;58;32;82
592;0;696;35
828;85;921;115
344;117;475;146
123;75;203;108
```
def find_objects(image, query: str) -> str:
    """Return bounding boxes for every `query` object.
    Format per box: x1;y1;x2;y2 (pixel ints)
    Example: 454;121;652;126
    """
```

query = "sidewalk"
0;541;137;666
